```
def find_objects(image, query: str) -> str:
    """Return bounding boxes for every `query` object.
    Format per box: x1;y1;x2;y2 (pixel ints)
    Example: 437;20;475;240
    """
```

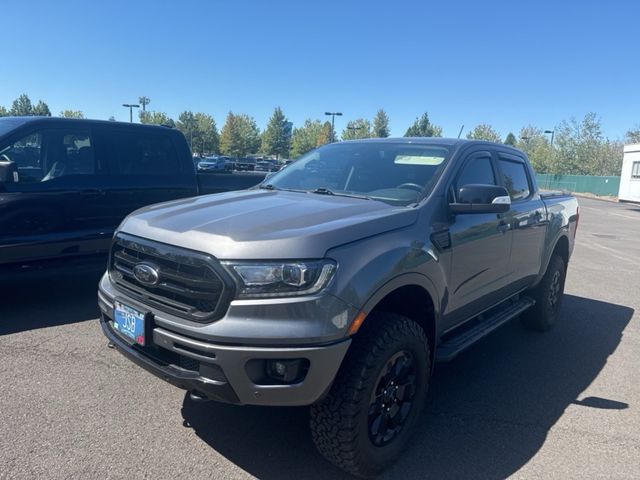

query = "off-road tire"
310;313;431;478
522;254;567;331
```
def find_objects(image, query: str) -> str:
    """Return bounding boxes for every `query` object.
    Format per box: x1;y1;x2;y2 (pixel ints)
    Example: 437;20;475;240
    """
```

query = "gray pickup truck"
98;138;579;477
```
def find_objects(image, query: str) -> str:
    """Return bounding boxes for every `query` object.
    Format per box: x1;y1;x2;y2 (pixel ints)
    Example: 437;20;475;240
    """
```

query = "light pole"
324;111;342;142
122;103;140;123
544;130;555;145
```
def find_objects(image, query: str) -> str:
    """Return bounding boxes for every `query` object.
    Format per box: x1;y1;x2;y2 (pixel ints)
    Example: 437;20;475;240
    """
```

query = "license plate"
113;301;146;345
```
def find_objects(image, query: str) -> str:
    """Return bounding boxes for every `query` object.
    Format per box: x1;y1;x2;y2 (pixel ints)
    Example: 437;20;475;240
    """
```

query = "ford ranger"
98;138;579;477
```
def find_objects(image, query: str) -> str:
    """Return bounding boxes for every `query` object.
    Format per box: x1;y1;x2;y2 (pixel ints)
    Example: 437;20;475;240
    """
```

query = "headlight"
221;260;336;298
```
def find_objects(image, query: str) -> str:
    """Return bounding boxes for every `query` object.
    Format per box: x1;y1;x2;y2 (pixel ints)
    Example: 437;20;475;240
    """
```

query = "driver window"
456;155;495;191
1;132;43;183
1;130;95;184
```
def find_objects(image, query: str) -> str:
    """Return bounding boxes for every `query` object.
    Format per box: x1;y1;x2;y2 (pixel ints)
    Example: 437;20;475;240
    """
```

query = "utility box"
618;144;640;203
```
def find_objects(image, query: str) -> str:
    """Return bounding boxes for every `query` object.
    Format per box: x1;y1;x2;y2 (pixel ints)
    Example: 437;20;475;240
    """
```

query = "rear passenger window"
456;155;495;190
112;131;180;176
498;159;530;200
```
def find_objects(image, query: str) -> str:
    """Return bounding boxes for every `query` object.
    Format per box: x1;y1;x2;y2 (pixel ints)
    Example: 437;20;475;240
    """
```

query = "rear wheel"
522;254;567;331
310;313;431;478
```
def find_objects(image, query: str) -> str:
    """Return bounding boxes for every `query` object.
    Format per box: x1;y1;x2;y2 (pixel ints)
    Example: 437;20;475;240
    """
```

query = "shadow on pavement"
0;266;103;335
181;294;633;479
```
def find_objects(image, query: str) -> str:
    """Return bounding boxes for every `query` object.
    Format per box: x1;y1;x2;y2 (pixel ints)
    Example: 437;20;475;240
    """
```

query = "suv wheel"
522;254;567;331
310;313;431;478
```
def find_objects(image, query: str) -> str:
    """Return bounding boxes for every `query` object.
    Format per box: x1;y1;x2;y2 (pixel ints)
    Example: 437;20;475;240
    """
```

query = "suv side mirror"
0;156;18;183
449;184;511;214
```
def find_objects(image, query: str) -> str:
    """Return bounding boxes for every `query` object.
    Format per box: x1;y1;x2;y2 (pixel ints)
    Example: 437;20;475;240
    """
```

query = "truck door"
495;154;546;293
95;128;198;225
445;150;512;328
0;126;111;265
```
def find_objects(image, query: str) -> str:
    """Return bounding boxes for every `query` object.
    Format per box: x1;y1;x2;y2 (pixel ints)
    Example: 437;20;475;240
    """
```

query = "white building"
618;144;640;203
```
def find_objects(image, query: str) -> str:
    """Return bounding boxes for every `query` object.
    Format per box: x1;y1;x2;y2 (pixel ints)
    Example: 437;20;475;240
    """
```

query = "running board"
435;296;535;362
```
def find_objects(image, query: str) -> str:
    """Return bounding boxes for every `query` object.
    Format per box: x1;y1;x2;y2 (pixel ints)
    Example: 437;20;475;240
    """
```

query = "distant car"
254;160;280;172
197;157;226;172
234;157;256;171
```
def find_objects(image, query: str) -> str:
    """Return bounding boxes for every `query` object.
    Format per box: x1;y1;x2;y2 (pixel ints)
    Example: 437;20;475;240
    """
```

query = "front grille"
109;233;235;322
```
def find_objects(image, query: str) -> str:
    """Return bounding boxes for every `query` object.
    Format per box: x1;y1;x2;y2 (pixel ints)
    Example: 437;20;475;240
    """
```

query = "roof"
0;116;174;131
336;137;525;154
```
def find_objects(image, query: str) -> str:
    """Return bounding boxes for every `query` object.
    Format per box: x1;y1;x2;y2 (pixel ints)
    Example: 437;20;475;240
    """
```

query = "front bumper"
99;282;351;406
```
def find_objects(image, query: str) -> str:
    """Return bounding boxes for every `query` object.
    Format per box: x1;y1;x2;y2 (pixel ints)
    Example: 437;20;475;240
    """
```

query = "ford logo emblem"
132;263;160;286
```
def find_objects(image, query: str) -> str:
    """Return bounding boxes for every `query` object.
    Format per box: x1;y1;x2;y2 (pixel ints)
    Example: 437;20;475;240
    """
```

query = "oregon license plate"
113;301;146;345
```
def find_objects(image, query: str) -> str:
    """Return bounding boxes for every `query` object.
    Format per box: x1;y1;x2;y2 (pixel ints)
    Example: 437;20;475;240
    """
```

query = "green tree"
0;106;8;117
318;121;334;146
193;113;219;155
625;127;640;144
342;118;372;140
10;94;33;115
261;107;292;158
219;112;260;157
516;126;555;173
59;110;85;119
177;111;197;151
466;123;502;143
404;112;442;137
504;132;517;146
372;109;390;138
32;100;51;116
290;119;324;157
139;111;174;127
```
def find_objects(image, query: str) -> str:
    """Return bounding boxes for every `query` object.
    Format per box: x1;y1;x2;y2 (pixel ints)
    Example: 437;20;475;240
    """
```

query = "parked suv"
99;138;578;477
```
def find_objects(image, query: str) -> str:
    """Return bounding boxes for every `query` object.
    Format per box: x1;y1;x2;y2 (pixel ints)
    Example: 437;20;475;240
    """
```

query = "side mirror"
0;157;18;183
449;184;511;214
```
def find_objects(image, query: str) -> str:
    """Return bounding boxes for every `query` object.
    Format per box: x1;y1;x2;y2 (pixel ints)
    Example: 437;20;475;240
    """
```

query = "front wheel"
310;313;431;478
522;254;567;331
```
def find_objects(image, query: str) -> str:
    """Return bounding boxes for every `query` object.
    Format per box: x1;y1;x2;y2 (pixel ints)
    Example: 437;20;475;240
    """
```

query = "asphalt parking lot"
1;196;638;479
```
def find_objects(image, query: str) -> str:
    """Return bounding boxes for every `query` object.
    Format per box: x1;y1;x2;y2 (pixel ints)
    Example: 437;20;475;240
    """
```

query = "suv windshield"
265;141;450;205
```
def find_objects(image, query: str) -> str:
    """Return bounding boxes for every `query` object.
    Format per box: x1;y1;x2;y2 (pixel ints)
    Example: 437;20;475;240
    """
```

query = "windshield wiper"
310;187;373;200
258;183;278;190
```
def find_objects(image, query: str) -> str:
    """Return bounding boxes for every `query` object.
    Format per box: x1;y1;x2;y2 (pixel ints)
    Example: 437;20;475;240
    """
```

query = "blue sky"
2;0;638;139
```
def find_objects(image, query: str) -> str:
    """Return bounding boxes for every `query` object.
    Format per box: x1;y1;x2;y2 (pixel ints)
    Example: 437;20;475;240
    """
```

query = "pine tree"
372;109;390;138
404;112;442;137
261;107;292;158
504;132;517;146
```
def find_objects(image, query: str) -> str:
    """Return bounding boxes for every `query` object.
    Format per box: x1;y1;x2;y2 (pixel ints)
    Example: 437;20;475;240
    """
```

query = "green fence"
536;174;620;197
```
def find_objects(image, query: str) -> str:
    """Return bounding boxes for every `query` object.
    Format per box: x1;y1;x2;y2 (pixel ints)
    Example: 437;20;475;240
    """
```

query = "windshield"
265;142;450;205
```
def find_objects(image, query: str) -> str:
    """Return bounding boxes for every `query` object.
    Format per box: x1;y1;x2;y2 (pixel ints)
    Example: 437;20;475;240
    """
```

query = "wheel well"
368;285;436;363
552;235;569;267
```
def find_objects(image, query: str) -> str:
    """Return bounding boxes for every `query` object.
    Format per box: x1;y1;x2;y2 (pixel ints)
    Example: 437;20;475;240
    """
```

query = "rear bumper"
99;292;351;406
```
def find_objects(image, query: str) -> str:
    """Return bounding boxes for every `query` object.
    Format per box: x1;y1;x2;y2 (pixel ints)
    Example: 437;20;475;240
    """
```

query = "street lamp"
544;130;555;145
122;103;140;123
324;111;342;142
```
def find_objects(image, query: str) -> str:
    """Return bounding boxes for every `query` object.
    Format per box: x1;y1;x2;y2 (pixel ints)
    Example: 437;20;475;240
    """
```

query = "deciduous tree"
342;118;372;140
466;123;502;143
59;110;85;119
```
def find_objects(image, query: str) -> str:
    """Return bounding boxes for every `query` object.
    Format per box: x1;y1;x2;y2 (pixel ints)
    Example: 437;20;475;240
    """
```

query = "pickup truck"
97;138;579;477
0;117;265;277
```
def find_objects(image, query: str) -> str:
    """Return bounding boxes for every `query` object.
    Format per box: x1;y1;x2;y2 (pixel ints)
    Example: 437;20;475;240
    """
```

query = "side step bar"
435;296;535;362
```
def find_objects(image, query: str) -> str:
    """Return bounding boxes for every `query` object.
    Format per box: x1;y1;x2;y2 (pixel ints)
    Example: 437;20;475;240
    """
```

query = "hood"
119;190;417;259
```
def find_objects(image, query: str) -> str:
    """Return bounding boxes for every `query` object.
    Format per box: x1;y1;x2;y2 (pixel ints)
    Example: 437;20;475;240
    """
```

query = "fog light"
266;359;308;384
